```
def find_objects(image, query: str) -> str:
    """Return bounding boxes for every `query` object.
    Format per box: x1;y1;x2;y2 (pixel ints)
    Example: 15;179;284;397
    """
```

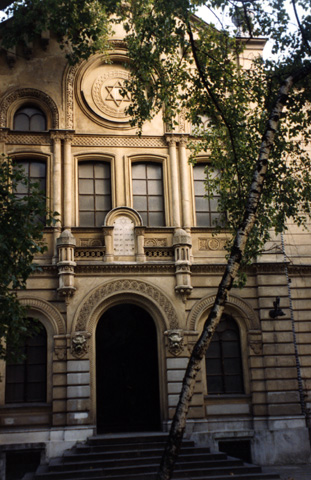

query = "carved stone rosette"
71;332;90;358
165;329;184;356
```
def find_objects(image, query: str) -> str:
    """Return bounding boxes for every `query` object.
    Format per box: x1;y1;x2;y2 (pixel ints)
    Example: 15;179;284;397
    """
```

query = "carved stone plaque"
113;216;135;255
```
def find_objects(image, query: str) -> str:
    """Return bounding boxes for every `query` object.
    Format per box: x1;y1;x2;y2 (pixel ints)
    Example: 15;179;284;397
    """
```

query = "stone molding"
75;264;175;274
73;279;179;332
187;293;260;331
72;135;166;148
6;133;51;145
18;296;66;334
0;88;59;129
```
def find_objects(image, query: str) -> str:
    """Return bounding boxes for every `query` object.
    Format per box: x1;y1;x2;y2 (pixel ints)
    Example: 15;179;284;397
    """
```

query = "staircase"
33;433;280;480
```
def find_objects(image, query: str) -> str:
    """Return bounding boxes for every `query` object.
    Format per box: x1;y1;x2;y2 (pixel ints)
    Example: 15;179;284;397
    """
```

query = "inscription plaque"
113;216;135;255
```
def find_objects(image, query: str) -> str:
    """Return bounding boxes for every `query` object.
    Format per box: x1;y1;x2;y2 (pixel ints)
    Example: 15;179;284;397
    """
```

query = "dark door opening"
96;303;161;433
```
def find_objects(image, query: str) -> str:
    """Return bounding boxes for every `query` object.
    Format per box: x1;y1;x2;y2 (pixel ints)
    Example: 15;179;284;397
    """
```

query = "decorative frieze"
198;237;226;251
72;135;166;148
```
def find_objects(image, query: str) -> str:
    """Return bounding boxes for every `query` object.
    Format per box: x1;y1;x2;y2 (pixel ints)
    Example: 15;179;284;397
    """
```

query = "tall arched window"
5;323;47;403
205;315;244;394
14;160;46;199
13;106;46;131
132;162;165;226
78;161;112;227
193;163;222;227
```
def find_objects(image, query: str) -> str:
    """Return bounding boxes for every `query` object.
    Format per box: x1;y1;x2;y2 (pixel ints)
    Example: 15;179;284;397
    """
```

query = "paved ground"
262;464;311;480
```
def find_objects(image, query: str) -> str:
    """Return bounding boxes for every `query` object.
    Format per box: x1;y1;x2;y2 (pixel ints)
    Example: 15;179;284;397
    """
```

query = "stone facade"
0;26;311;476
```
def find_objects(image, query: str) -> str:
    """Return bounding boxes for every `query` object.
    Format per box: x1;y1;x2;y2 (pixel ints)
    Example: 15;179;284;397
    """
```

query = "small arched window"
5;323;47;403
13;105;46;131
205;314;244;394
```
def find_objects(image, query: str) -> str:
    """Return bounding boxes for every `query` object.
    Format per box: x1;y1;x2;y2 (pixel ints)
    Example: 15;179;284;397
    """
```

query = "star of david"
105;80;131;107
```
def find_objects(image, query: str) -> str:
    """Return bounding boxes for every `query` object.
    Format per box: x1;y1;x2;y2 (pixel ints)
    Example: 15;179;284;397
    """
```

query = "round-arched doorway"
96;303;161;433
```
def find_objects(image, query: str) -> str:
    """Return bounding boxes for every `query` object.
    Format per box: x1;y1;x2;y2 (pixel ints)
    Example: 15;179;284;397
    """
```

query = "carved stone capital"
0;128;9;143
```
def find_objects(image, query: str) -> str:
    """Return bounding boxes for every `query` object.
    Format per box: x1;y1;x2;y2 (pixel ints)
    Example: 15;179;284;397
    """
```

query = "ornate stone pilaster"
63;132;74;228
135;226;146;262
166;136;181;227
173;228;193;301
0;129;9;155
102;226;114;262
57;229;76;297
178;136;192;229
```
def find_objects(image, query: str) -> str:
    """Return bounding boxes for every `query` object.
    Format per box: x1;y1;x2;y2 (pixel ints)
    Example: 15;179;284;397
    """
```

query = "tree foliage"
1;0;311;478
0;157;54;361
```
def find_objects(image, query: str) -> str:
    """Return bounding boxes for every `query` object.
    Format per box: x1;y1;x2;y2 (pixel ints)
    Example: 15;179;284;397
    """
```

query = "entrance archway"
96;303;161;433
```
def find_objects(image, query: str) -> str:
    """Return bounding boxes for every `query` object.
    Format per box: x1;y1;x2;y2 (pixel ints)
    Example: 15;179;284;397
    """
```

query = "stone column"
56;229;76;297
102;226;114;262
115;153;125;207
179;136;192;229
135;226;146;262
63;133;74;228
167;136;181;227
51;132;62;262
0;129;8;156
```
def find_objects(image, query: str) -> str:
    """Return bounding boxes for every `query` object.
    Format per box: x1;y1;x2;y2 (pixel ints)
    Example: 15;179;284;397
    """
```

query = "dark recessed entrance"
96;303;161;433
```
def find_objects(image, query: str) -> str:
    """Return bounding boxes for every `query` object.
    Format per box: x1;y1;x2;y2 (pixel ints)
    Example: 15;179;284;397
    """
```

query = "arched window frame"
75;154;115;228
13;105;47;132
197;309;251;398
3;312;54;405
9;100;51;131
191;157;224;228
9;152;52;214
205;314;245;395
126;154;169;227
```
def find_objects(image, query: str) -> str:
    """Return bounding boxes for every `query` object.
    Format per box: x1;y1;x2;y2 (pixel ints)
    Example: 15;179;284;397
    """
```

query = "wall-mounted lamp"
269;296;286;319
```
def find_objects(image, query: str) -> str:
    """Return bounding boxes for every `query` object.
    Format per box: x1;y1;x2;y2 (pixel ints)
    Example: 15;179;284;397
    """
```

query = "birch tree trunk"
157;68;310;480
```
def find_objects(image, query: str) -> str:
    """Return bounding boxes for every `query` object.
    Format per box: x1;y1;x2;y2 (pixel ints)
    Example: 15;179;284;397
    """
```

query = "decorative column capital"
0;128;9;144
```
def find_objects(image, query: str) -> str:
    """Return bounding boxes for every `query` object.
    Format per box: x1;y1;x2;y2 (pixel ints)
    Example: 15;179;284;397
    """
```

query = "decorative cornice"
191;264;226;274
75;264;175;274
74;279;179;331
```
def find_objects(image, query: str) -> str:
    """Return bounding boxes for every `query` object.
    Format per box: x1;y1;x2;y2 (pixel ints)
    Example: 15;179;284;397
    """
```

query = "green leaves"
0;157;55;360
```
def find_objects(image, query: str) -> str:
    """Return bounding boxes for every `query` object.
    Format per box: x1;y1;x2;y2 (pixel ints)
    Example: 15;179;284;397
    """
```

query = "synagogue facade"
0;23;310;474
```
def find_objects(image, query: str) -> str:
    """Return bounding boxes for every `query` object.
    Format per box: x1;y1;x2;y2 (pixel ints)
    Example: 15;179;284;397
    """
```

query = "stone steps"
32;433;280;480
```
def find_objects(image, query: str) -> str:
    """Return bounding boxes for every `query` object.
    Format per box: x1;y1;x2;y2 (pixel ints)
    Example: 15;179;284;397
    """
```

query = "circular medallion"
92;70;131;121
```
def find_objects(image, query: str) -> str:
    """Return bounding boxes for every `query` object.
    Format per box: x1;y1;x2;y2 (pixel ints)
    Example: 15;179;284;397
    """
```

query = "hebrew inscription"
113;216;135;255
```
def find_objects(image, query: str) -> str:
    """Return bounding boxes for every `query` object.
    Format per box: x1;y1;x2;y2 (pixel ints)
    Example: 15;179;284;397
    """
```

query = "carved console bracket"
71;331;91;358
165;329;184;356
56;229;77;298
173;228;193;302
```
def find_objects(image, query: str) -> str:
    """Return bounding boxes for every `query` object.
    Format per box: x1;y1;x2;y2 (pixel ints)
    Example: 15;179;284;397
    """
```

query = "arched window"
132;162;165;226
193;163;222;227
79;161;112;227
205;315;244;394
5;323;47;403
14;160;46;199
13;106;46;131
